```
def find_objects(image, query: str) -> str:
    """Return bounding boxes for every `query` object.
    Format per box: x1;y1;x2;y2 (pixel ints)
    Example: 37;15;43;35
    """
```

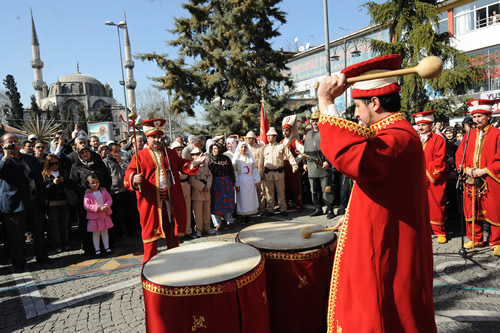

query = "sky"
0;0;375;112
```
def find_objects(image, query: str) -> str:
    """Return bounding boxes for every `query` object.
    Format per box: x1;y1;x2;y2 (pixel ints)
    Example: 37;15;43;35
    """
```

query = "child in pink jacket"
84;174;113;256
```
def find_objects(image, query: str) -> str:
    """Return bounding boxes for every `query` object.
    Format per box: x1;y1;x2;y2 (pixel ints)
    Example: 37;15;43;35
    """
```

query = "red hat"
412;110;435;124
341;54;402;98
467;99;495;115
142;118;166;137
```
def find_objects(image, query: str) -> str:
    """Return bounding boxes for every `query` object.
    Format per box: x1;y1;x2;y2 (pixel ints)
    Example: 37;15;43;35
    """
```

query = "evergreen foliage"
30;95;43;119
141;0;293;135
363;0;483;117
89;104;113;123
3;75;24;127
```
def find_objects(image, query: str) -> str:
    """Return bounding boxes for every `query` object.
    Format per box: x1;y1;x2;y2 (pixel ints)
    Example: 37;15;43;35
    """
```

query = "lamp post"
322;0;331;76
330;37;362;112
105;19;128;133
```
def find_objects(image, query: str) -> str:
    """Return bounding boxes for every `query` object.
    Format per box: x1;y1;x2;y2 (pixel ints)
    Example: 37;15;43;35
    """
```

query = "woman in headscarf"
443;126;459;219
232;141;260;223
223;137;238;160
207;142;235;230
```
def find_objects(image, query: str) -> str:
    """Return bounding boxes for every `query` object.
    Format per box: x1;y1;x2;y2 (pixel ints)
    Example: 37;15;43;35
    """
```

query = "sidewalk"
1;208;499;332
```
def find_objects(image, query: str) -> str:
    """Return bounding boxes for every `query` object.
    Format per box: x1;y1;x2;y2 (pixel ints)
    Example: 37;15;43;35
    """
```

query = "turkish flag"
259;102;269;144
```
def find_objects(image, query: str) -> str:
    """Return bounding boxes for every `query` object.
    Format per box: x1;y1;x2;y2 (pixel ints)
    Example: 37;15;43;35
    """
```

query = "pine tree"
364;0;482;117
3;75;24;127
141;0;293;135
30;95;43;119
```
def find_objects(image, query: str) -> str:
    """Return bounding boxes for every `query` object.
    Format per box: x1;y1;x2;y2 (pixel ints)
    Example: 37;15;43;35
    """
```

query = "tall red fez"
142;118;166;137
467;99;495;115
412;110;435;124
341;54;402;98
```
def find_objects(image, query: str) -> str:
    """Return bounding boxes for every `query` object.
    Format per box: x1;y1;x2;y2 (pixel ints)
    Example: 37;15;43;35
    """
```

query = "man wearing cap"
124;119;205;262
303;109;335;218
281;115;304;211
246;131;266;213
259;127;298;216
413;110;448;244
456;99;500;255
317;54;436;332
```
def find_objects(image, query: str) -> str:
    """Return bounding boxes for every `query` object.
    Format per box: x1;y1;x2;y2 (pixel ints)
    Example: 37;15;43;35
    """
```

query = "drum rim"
236;235;337;253
236;221;336;252
141;241;263;287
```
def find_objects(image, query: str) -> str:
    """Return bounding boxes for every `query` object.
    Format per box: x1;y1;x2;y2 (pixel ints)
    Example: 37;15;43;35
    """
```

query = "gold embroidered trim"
142;281;224;297
236;259;265;289
319;115;374;139
369;112;406;133
263;241;336;261
430;220;445;226
485;168;500;184
426;170;435;184
298;275;309;288
433;169;441;175
327;183;354;333
142;258;265;296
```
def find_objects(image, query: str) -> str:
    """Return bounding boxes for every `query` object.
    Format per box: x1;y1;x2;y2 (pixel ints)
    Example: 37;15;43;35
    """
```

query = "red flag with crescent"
259;101;269;145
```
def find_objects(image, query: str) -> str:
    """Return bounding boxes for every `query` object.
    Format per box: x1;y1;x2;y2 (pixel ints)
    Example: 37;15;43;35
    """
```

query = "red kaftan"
319;112;436;333
124;145;198;261
455;125;500;247
422;132;447;236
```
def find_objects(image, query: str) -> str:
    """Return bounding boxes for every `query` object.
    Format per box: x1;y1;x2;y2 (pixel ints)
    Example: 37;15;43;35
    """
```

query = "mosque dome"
48;72;109;97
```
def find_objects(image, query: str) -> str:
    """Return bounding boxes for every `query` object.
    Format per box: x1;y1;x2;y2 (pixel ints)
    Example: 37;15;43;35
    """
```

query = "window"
468;45;500;93
454;1;500;34
436;11;448;34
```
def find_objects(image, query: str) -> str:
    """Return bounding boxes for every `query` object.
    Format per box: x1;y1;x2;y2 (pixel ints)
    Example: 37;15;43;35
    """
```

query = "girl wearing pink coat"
84;174;113;256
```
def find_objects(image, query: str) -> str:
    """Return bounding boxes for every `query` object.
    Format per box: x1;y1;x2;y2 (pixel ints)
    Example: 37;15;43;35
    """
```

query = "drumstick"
301;226;339;239
346;56;443;83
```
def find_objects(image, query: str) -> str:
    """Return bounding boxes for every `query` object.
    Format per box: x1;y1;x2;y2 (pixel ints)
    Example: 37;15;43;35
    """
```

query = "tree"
136;88;187;138
89;104;113;123
141;0;294;135
0;89;11;124
30;95;43;119
3;75;24;127
364;0;482;117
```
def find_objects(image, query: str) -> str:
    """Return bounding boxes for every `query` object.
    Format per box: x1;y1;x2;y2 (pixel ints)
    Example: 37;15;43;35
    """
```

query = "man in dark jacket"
0;134;50;272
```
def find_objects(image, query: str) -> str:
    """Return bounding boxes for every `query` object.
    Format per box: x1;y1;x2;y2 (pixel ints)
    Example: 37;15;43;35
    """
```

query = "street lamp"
330;37;362;112
105;19;128;133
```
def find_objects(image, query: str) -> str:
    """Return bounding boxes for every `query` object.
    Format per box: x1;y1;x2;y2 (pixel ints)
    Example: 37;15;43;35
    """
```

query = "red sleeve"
427;135;447;184
484;129;500;183
318;116;403;183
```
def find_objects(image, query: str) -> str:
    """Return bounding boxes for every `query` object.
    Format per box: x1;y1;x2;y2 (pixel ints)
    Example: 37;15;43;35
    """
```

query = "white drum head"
142;242;262;286
238;221;334;251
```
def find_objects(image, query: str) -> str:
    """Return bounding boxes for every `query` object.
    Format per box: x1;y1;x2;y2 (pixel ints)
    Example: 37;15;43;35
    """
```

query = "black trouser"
309;176;333;207
76;199;94;254
3;199;47;267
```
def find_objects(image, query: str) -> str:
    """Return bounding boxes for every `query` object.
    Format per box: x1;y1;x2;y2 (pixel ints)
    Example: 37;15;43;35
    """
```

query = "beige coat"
260;142;297;181
248;142;263;171
190;163;212;201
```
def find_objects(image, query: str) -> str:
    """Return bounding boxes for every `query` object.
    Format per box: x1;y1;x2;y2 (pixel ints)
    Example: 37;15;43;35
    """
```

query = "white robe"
233;155;259;215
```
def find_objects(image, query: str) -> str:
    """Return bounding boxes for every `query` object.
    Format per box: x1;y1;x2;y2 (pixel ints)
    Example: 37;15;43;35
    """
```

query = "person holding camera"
0;134;50;272
259;127;298;216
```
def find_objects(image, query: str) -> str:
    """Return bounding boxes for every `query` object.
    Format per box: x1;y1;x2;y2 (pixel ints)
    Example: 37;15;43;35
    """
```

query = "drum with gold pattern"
237;221;337;333
141;242;270;333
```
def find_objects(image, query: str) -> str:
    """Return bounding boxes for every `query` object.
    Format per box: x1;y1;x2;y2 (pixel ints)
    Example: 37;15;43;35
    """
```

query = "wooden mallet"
301;226;339;239
346;56;443;83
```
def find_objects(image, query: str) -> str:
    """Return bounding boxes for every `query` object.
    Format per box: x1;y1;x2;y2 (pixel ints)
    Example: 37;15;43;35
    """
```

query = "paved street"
1;208;499;332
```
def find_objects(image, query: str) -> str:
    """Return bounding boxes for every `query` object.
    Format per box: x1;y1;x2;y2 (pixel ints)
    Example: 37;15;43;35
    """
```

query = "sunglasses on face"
35;146;45;149
49;162;59;166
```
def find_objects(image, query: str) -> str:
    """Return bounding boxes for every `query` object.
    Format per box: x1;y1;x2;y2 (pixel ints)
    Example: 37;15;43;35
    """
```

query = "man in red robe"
317;54;436;332
413;110;447;243
124;119;204;263
455;99;500;256
280;115;304;211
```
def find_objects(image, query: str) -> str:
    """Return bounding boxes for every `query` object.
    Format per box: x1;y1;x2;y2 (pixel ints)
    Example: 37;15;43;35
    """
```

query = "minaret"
123;13;137;109
30;10;47;105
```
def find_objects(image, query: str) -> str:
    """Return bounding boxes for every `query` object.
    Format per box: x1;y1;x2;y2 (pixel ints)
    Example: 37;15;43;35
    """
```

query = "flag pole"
128;105;141;193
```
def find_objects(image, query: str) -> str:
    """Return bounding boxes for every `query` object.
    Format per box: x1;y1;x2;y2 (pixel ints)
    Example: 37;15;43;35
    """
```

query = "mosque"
29;11;136;140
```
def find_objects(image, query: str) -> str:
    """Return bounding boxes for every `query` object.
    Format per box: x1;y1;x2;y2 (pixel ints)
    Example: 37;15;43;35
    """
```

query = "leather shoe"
309;208;323;217
264;211;274;217
326;210;335;219
493;247;500;256
280;211;288;216
437;236;447;244
463;241;484;249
